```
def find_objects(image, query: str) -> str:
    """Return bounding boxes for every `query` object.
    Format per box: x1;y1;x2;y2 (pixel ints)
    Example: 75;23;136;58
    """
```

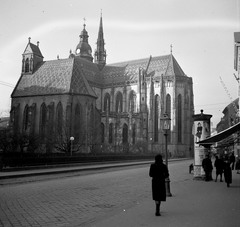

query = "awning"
197;122;240;145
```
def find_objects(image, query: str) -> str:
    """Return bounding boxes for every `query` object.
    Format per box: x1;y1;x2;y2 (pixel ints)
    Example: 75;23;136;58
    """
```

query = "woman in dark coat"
149;154;169;216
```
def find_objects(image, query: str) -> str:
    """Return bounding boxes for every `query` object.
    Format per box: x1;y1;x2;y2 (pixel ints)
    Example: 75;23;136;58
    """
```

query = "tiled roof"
165;54;186;77
12;58;97;98
12;54;186;97
101;54;186;85
29;43;43;57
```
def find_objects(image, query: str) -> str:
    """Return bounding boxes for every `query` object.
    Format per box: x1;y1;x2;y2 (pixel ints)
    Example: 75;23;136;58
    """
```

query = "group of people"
148;153;239;217
202;153;238;187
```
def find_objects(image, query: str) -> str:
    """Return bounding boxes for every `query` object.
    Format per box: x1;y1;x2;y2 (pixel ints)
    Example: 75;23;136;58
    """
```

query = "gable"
23;43;43;58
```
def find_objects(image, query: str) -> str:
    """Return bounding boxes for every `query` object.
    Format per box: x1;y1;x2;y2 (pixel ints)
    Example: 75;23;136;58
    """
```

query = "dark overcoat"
202;157;213;172
224;162;232;184
214;158;224;175
149;162;169;201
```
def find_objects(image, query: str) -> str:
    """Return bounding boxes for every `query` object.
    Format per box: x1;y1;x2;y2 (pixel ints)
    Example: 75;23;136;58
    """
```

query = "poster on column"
194;120;210;144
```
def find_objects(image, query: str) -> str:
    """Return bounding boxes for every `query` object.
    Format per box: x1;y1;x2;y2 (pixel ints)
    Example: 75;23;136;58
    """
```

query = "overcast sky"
0;0;239;127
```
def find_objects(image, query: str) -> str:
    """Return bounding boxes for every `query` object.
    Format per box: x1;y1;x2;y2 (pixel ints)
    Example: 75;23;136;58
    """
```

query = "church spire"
94;10;106;69
75;18;93;62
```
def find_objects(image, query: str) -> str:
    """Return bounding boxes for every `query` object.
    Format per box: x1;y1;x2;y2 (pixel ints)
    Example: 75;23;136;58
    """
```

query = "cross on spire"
83;17;86;28
170;44;173;54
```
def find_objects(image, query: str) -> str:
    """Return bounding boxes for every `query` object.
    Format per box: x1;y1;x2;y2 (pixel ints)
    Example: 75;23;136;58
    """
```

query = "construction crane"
219;76;239;117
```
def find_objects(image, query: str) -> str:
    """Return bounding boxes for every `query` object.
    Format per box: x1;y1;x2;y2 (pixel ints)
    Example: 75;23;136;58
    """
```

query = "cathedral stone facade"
10;15;194;156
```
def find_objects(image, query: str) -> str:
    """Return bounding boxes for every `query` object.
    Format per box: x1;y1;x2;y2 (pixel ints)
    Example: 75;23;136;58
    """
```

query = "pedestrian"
214;155;224;182
236;156;240;174
149;154;169;216
202;154;213;181
224;159;232;187
229;152;235;170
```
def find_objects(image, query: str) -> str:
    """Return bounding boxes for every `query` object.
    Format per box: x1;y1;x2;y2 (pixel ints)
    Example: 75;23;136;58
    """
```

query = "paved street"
0;161;157;227
0;159;239;227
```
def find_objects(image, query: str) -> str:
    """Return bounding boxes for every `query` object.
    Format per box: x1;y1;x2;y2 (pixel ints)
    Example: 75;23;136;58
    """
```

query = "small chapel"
10;14;194;156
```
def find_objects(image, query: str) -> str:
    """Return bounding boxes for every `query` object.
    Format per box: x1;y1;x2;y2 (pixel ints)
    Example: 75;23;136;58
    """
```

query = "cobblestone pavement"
0;160;191;226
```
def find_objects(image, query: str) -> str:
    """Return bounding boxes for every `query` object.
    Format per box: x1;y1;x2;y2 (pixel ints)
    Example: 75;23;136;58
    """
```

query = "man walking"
202;154;213;181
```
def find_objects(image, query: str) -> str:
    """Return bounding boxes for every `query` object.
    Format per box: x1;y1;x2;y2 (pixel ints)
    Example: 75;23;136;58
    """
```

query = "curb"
0;158;191;180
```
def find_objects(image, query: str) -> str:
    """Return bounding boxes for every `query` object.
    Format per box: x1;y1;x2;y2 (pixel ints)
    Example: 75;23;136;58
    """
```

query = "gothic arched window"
47;103;54;138
115;92;123;113
30;57;33;71
12;105;20;134
178;94;182;143
166;94;171;115
129;91;136;113
56;102;63;137
25;58;29;73
122;123;128;144
103;93;111;112
74;104;81;142
166;94;171;143
66;105;71;136
40;103;47;140
90;104;94;140
23;105;30;131
101;123;105;143
154;95;159;142
109;123;113;144
132;123;136;144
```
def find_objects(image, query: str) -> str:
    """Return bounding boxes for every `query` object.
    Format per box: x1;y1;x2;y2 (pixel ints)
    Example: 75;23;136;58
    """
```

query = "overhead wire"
0;81;15;88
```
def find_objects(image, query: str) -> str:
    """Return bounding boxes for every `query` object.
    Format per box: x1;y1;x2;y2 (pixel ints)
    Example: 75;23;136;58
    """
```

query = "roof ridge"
108;54;171;66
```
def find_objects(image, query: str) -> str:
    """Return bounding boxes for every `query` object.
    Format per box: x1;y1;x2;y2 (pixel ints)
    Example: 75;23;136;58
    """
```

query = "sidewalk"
92;171;240;227
0;159;188;180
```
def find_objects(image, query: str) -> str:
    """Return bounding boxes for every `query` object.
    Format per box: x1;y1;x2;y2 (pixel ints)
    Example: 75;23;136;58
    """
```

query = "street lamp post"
70;136;74;156
150;137;153;153
161;113;172;197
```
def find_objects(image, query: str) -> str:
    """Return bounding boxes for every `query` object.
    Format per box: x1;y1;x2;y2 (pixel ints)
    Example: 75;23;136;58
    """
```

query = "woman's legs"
155;201;161;216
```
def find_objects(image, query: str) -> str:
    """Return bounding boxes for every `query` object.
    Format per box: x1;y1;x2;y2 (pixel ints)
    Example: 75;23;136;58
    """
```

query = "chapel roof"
12;57;97;98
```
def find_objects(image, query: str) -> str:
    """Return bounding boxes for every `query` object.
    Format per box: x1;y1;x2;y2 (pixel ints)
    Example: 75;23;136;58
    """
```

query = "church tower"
94;12;106;69
75;19;93;62
22;37;43;74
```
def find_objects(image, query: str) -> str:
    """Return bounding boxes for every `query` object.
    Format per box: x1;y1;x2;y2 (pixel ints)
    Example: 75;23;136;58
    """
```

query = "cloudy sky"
0;0;239;127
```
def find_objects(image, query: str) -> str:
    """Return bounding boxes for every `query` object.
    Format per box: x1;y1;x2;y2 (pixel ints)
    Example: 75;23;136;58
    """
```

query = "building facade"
10;15;194;156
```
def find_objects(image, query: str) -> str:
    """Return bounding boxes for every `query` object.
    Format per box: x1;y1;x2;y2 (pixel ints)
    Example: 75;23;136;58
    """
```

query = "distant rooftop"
234;32;240;43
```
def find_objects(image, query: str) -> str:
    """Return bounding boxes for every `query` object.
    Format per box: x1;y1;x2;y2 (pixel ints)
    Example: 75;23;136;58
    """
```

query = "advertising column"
192;110;212;179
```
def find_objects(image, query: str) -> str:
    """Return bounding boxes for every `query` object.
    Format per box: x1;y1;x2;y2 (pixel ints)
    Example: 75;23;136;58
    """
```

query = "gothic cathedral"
10;15;194;157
